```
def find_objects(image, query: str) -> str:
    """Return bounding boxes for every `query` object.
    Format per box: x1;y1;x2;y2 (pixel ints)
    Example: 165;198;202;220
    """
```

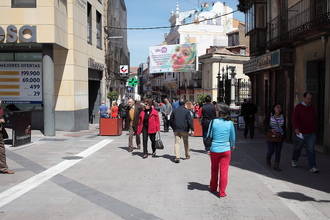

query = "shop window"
87;2;92;45
96;10;102;49
12;0;36;8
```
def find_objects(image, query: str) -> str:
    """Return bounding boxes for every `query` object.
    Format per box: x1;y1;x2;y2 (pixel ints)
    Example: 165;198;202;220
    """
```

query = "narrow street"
1;127;329;220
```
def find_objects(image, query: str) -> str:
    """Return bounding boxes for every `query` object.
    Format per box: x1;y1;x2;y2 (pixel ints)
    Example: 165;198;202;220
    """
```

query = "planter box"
193;118;203;137
99;118;122;136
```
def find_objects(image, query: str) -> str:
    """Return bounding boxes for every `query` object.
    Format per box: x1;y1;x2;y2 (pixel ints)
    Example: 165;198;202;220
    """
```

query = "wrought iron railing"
268;0;330;47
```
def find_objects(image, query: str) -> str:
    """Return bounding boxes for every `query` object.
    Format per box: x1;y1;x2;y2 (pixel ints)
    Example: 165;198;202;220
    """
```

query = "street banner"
149;44;196;73
0;62;42;104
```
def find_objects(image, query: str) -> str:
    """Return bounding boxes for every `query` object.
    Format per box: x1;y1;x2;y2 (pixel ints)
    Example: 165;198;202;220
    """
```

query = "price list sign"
0;62;42;104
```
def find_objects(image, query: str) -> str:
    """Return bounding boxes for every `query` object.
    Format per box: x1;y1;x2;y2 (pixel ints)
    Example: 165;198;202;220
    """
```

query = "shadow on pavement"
159;154;176;163
187;182;209;191
231;130;330;194
277;192;330;203
132;152;144;158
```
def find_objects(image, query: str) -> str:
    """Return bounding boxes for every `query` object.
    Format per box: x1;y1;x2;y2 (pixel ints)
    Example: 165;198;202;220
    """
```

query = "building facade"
0;0;106;133
106;0;129;102
238;0;330;152
199;47;250;105
161;1;235;101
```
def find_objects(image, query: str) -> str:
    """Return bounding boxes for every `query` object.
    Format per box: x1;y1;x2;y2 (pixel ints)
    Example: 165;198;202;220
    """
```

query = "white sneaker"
309;167;319;173
291;161;298;168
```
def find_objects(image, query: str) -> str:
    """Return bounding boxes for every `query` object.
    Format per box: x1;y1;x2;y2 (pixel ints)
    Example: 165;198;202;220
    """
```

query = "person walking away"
119;100;128;130
137;99;160;158
241;99;257;139
127;99;142;152
265;104;285;171
110;101;119;118
0;103;14;174
172;99;180;110
99;101;108;119
161;98;172;132
292;92;319;173
208;103;235;197
201;96;216;150
170;101;194;163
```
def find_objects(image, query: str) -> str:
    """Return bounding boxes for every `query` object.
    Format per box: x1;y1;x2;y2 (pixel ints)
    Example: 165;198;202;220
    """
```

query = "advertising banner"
149;44;196;73
0;62;42;104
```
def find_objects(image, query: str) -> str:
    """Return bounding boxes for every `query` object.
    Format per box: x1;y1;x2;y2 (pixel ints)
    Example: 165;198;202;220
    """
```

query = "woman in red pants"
207;103;236;197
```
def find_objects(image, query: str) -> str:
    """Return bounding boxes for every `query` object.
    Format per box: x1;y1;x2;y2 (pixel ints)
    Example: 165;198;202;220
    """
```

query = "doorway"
306;60;325;144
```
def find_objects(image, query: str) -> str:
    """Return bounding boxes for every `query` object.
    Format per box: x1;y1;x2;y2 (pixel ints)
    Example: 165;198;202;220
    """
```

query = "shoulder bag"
155;132;164;150
204;119;214;151
266;116;283;143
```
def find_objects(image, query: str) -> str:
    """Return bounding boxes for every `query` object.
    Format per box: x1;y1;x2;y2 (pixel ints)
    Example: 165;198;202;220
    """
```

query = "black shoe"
174;158;180;163
143;154;148;159
152;152;156;157
128;147;133;152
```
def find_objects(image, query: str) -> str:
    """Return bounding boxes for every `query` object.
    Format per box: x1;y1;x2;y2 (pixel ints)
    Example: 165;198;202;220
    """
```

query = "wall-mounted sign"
120;65;128;74
0;62;42;104
0;25;37;43
244;50;281;74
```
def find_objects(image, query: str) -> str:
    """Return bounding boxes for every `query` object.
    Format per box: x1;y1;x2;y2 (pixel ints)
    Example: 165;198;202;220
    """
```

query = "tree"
196;94;208;105
107;91;119;104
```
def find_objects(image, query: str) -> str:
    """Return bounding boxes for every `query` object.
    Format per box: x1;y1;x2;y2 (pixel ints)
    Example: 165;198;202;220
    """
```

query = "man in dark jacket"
201;96;216;150
170;101;194;163
241;99;257;139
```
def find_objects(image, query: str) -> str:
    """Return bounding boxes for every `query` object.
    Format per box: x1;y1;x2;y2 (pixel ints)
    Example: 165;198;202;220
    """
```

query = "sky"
126;0;244;67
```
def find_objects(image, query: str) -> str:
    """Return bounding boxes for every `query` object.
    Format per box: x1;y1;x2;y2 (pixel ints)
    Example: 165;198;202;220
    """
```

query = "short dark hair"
205;95;212;103
217;103;230;120
303;92;313;98
144;99;153;106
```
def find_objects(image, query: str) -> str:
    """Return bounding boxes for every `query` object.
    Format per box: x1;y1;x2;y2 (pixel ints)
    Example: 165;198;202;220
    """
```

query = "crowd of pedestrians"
1;91;321;200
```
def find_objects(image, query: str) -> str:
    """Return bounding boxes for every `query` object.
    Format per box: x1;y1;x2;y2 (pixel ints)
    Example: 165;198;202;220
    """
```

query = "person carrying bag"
265;104;286;171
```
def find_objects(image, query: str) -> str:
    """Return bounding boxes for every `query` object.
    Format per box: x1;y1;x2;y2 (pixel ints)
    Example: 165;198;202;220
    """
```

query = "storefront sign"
0;62;42;104
0;25;37;43
244;50;281;74
149;44;197;73
88;58;104;71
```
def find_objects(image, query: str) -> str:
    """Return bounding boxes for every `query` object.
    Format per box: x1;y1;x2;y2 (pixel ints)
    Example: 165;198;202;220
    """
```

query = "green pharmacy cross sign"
128;77;139;87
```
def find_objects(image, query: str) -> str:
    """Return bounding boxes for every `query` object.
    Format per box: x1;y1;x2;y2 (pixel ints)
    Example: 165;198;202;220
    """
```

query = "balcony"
268;0;330;48
249;28;267;56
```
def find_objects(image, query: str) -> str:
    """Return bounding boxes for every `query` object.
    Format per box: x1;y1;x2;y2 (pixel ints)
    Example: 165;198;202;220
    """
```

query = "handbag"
204;119;214;151
155;132;164;150
266;116;283;143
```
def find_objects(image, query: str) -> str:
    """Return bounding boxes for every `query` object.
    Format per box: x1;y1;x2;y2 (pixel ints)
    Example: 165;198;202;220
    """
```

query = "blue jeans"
292;133;316;168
